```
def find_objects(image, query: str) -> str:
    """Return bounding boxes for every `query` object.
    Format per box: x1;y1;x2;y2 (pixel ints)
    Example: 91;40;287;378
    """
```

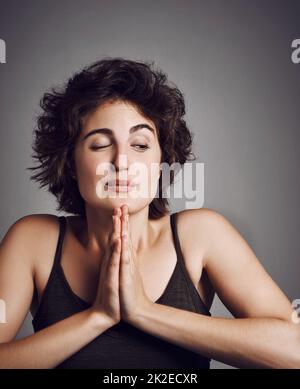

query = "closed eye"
90;144;150;151
133;144;150;151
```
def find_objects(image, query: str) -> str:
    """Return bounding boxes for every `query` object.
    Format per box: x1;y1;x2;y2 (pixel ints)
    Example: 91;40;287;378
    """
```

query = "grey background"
0;0;299;369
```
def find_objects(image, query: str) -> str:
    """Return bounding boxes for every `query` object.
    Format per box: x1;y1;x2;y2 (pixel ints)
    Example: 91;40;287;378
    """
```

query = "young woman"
0;58;299;369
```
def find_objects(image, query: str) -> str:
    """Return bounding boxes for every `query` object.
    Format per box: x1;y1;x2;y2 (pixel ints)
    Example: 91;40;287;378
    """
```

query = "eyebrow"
82;123;155;141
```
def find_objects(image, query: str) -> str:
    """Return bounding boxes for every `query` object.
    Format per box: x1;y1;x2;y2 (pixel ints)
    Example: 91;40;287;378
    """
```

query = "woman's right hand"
91;207;122;327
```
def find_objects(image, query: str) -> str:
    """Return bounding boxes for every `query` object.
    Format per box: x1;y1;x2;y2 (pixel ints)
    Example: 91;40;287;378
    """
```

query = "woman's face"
74;99;162;214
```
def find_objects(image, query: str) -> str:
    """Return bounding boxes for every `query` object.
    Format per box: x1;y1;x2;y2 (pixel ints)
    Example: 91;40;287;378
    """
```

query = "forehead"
82;100;157;135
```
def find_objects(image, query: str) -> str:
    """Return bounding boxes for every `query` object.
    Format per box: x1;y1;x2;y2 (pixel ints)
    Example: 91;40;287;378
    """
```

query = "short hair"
27;57;196;219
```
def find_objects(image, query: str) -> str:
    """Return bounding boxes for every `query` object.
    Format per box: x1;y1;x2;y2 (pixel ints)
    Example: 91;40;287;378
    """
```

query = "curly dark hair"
27;57;196;219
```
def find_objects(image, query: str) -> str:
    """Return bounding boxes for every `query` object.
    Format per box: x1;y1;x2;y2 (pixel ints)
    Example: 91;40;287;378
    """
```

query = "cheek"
76;156;98;179
75;147;109;177
75;153;108;196
133;159;161;197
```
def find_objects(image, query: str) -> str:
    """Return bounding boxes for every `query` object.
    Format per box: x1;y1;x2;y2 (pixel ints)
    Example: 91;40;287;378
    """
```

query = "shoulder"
1;214;61;269
2;213;60;242
176;207;237;264
176;207;228;234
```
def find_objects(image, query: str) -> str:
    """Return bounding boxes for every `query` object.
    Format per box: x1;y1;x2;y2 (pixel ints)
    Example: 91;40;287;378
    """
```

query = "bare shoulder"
175;207;227;236
1;214;60;267
2;213;60;243
173;207;222;264
175;207;234;262
176;207;226;226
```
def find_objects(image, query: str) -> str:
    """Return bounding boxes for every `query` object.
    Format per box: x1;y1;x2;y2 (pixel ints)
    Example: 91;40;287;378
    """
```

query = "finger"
121;216;135;276
122;204;129;217
114;208;122;243
126;213;132;249
124;211;134;261
122;206;135;268
110;211;121;247
105;237;121;288
102;210;120;272
121;232;130;268
104;215;120;268
121;210;127;238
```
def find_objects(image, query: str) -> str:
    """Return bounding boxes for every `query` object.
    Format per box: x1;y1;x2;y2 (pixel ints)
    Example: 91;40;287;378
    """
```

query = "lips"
107;179;132;186
105;179;139;193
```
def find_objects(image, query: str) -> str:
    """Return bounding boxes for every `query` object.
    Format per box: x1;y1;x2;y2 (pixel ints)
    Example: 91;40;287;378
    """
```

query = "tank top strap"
32;215;67;325
170;212;211;315
53;216;67;267
170;212;190;278
170;212;185;267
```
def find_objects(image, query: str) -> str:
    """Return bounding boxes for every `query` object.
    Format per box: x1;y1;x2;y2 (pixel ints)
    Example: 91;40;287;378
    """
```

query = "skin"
0;100;299;368
73;99;162;258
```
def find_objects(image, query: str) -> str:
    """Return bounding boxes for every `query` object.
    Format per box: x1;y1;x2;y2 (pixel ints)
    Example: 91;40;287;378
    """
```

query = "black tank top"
32;213;212;369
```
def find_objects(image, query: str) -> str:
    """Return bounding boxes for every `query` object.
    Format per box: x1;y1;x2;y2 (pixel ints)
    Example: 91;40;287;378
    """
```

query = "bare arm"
0;308;112;369
127;209;300;368
0;215;114;369
130;301;300;368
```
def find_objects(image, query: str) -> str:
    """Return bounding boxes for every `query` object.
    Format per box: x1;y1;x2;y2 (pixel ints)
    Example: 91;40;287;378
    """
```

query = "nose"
113;147;129;173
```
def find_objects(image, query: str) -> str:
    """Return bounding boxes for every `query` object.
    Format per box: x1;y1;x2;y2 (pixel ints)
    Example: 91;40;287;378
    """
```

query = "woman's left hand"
118;204;153;324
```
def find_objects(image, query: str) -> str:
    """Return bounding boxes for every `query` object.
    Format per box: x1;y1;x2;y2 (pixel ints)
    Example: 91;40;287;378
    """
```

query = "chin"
103;197;151;213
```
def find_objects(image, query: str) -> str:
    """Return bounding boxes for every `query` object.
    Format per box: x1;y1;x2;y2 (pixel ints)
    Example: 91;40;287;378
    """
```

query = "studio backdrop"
0;0;299;369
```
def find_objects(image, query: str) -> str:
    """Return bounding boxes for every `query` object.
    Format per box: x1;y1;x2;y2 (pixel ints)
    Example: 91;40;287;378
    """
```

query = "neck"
82;204;158;261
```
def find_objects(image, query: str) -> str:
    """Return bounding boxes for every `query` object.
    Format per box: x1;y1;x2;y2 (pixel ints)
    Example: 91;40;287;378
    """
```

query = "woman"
0;58;299;369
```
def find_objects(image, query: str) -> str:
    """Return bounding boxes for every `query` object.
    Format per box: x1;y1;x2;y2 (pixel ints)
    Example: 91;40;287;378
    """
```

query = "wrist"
126;300;157;326
86;308;117;334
